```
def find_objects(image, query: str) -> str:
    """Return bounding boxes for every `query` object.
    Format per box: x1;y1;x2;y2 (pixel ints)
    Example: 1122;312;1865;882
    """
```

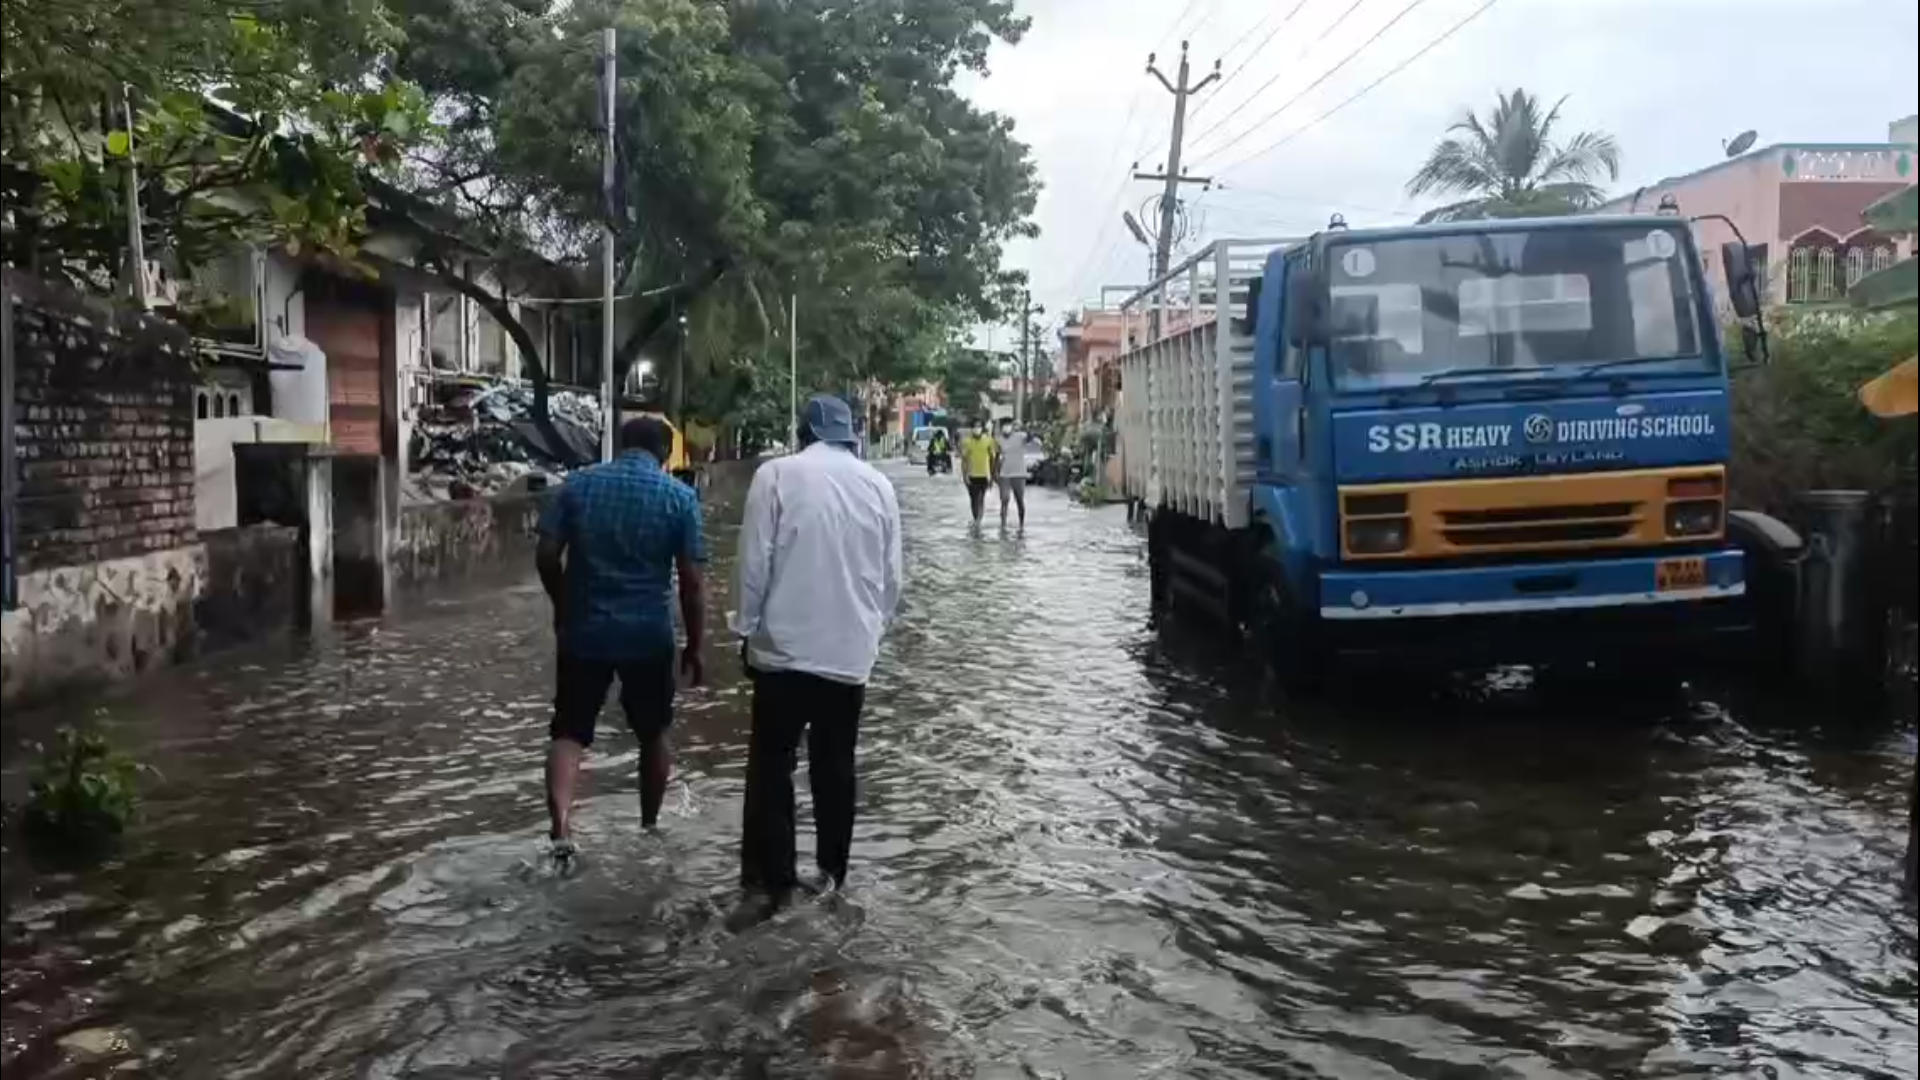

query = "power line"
1209;179;1418;220
1187;0;1434;169
1059;0;1221;309
1183;0;1377;157
1207;0;1312;88
1209;0;1502;180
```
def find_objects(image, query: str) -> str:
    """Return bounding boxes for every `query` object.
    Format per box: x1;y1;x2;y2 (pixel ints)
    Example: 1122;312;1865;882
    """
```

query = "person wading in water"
535;416;706;863
729;394;903;927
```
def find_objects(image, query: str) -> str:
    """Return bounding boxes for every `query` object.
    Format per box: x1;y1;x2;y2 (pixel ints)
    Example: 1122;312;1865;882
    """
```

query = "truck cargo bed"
1118;239;1294;530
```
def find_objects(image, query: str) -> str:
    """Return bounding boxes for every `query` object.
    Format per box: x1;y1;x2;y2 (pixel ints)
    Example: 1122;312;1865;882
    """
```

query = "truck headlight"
1346;517;1411;555
1665;500;1722;537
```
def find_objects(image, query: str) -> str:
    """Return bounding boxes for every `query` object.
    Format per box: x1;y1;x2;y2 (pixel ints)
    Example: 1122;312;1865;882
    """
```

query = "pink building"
1593;117;1916;309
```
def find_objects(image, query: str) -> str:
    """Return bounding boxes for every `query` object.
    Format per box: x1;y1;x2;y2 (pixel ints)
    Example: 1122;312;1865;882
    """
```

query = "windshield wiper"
1417;365;1535;386
1574;356;1685;378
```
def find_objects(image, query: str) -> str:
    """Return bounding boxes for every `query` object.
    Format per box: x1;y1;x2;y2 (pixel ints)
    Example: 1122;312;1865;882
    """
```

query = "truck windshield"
1321;224;1708;391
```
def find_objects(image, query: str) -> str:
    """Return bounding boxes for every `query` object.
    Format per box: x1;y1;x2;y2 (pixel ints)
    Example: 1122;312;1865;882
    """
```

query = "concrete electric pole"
1135;42;1219;285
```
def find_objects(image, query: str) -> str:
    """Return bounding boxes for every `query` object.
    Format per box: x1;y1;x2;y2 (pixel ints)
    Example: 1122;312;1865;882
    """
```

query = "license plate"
1655;557;1708;592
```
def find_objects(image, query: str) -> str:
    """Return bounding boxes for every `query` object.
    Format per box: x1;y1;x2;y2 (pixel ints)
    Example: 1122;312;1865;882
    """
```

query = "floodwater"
2;462;1915;1079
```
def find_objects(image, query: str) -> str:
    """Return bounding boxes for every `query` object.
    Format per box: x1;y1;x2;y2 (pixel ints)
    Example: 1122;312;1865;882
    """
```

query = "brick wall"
5;270;196;575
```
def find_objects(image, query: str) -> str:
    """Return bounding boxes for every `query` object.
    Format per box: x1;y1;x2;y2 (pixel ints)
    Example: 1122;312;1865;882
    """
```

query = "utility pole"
1017;289;1030;426
788;293;798;452
598;27;617;463
1135;42;1219;285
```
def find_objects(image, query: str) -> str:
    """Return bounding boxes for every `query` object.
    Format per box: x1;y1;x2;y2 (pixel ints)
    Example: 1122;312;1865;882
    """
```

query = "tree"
384;0;1039;436
1406;89;1620;224
1;0;427;293
937;346;1006;420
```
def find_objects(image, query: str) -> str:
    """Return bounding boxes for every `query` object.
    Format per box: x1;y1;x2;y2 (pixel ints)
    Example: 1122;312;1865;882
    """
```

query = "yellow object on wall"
1859;355;1918;419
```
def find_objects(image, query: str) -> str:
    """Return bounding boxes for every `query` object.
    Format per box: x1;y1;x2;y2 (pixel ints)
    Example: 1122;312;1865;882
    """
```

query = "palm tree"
1406;89;1622;224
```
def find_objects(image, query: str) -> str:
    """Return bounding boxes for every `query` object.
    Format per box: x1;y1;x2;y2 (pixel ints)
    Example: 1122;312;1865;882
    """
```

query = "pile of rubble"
408;377;606;501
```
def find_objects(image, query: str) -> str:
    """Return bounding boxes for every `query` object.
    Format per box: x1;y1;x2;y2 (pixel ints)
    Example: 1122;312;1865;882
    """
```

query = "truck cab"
1121;218;1791;682
1257;214;1765;668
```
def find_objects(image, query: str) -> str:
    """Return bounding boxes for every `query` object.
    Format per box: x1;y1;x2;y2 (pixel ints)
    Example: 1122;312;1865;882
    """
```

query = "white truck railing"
1117;239;1299;529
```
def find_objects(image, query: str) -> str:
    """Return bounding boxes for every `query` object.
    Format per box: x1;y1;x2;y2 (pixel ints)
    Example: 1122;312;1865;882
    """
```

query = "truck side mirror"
1721;240;1762;320
1285;268;1326;348
1239;277;1261;335
1738;322;1769;366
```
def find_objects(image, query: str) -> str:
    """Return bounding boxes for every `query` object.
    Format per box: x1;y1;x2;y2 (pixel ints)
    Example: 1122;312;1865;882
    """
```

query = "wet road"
3;462;1916;1078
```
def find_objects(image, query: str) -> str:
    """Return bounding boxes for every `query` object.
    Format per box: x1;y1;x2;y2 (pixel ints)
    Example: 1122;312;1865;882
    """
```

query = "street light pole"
788;293;798;452
598;27;617;463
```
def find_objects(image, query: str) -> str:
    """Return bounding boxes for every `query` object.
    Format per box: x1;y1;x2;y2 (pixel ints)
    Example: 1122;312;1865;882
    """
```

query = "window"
1845;246;1868;289
1814;246;1838;302
1788;246;1812;303
1872;246;1894;274
475;308;506;374
1317;224;1706;390
427;294;461;369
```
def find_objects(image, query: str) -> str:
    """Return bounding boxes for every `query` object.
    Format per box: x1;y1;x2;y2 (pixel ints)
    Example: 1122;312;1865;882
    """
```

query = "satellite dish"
1723;130;1758;158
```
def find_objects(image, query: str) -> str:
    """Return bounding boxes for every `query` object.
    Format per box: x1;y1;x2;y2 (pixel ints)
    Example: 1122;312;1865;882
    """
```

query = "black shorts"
551;651;676;747
966;477;991;498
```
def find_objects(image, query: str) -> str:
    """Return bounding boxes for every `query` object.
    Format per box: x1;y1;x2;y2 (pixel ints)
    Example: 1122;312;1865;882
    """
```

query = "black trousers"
740;668;866;893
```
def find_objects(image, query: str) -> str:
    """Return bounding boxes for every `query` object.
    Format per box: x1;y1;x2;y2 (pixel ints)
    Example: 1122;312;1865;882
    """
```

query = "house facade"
1593;117;1917;310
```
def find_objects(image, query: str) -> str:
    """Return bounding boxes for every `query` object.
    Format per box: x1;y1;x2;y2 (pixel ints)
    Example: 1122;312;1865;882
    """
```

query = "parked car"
908;425;938;465
1022;436;1049;484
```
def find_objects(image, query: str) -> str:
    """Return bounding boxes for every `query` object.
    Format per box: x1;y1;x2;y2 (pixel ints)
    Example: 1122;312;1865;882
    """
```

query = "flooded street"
3;462;1915;1079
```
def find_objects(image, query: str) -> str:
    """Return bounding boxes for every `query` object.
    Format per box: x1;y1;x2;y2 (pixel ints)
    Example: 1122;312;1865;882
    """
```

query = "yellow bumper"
1340;466;1727;561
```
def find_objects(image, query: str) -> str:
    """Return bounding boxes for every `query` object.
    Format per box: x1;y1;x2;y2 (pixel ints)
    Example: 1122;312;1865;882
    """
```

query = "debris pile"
408;377;605;500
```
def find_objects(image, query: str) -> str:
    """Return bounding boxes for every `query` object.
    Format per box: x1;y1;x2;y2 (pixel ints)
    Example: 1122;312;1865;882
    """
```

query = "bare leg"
1014;482;1027;528
638;732;671;828
545;737;587;841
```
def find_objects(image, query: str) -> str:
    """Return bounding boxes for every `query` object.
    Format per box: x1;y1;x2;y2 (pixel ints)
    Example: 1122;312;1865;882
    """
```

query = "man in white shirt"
994;418;1029;531
729;394;903;925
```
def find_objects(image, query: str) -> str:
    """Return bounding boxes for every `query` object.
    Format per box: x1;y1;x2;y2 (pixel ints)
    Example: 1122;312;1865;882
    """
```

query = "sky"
960;0;1920;347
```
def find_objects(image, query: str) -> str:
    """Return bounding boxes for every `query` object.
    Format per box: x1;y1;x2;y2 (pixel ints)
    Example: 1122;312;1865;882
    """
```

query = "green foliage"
1;0;429;287
387;0;1039;424
23;726;146;861
1407;89;1620;224
937;347;1007;420
1731;309;1920;512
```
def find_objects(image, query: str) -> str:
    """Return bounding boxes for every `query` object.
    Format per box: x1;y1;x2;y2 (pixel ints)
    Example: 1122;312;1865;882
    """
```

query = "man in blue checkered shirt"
535;416;706;861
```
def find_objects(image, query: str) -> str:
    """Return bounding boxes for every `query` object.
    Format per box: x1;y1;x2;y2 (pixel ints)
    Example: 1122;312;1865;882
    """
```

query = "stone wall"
195;524;302;652
2;272;201;707
390;490;552;598
0;547;204;705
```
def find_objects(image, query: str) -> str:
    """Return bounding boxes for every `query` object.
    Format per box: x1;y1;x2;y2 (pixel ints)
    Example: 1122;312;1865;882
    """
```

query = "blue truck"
1119;218;1798;686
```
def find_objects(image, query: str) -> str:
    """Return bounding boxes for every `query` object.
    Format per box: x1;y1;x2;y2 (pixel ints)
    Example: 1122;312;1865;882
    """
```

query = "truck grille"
1439;502;1641;547
1338;468;1725;561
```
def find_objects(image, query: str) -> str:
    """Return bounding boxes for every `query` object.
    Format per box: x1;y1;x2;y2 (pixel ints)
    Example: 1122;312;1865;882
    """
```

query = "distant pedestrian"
960;419;996;529
730;394;903;927
535;416;706;863
995;418;1029;531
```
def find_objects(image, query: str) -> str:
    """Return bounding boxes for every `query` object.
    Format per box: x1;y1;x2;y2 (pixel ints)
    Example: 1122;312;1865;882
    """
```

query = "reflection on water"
2;463;1914;1078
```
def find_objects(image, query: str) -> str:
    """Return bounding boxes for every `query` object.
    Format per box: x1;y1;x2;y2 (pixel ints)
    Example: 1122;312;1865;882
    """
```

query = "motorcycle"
926;447;952;475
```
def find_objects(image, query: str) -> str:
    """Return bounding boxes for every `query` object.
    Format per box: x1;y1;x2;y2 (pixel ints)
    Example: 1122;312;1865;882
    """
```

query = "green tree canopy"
385;0;1039;424
1406;89;1621;224
1;0;427;290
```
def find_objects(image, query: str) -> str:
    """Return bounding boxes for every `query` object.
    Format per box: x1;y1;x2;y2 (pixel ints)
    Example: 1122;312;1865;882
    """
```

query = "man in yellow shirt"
960;420;996;529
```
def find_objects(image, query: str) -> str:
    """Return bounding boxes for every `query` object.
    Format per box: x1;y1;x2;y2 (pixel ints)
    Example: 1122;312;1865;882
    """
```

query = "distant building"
1059;308;1137;426
1593;117;1917;309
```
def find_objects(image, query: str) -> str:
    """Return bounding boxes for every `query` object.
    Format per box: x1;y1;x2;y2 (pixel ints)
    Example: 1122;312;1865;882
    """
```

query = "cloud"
964;0;1919;335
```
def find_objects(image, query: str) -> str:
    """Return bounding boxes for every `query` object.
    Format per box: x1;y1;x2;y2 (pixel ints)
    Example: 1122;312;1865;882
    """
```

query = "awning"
1858;355;1919;418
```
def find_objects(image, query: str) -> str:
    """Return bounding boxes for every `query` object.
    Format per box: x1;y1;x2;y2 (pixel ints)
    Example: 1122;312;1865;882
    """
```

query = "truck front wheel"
1243;536;1327;695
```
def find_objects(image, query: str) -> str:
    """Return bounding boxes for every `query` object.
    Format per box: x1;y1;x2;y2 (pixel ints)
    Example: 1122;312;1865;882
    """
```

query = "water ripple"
2;463;1913;1078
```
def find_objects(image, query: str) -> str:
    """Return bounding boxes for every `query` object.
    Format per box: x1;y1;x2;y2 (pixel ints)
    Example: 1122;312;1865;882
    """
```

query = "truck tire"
1146;508;1170;614
1243;534;1327;695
